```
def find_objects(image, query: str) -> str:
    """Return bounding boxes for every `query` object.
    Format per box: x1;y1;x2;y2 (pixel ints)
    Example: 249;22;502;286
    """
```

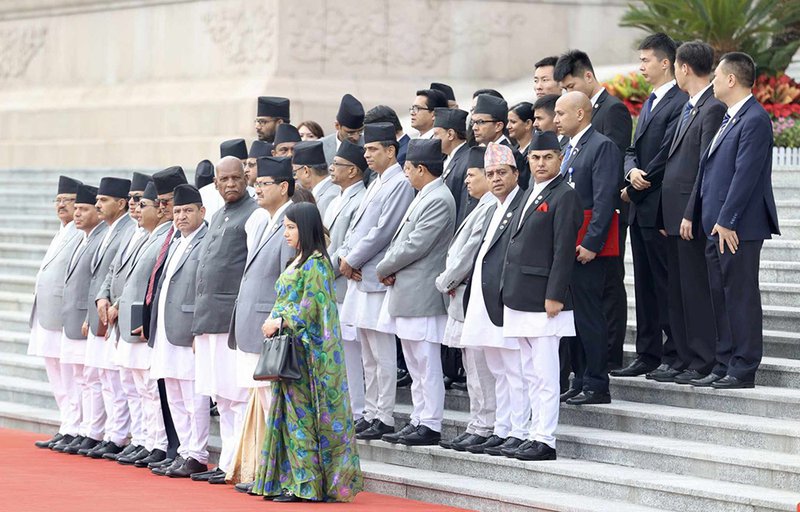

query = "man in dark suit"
533;56;562;98
555;92;622;406
554;49;633;370
613;33;689;378
434;108;473;225
471;94;531;189
533;94;569;151
650;41;727;383
503;131;583;461
686;52;780;388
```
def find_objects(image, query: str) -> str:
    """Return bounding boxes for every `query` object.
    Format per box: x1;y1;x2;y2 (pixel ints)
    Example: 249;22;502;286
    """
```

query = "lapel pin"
224;217;229;222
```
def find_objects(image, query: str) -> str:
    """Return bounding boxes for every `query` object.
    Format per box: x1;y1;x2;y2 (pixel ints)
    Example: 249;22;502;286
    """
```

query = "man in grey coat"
30;176;83;450
293;140;340;217
327;140;368;428
321;93;365;165
54;184;108;455
375;138;456;446
339;123;415;441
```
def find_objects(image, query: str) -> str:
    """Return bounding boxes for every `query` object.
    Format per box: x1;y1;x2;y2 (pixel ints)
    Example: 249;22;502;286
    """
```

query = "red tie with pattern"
145;225;175;306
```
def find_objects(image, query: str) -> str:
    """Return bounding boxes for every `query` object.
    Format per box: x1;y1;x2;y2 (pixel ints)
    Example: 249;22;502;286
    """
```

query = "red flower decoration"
536;202;549;212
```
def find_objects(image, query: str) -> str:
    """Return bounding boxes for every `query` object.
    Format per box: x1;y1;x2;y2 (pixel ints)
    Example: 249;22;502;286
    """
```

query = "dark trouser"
570;258;609;393
158;378;180;458
559;339;571;393
630;222;675;367
667;235;717;374
604;214;628;368
704;239;764;381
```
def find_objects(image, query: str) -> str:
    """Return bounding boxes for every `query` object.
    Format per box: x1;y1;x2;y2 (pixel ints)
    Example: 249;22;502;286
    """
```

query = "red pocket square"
536;202;549;212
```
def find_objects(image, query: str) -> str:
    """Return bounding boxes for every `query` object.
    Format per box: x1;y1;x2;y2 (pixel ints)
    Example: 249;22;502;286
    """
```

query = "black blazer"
591;89;633;154
442;142;473;226
561;127;621;253
659;86;726;235
503;175;583;312
624;84;689;227
499;137;530;191
463;189;524;326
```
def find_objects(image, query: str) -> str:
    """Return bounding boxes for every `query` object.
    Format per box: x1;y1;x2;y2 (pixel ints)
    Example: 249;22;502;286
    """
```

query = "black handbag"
252;326;301;381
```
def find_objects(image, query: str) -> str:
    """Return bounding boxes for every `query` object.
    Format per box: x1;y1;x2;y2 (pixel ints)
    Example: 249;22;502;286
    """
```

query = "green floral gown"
253;252;363;502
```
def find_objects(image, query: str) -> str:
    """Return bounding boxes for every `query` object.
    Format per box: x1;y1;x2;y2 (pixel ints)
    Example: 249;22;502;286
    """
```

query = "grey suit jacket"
229;209;297;353
30;222;82;331
435;193;496;321
62;223;109;339
117;222;172;343
376;179;456;317
328;182;366;303
312;178;340;219
87;214;136;336
149;225;208;347
338;163;415;293
97;227;148;306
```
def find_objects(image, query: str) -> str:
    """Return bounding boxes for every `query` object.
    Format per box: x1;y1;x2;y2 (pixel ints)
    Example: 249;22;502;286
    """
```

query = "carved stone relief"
203;1;275;68
0;24;47;79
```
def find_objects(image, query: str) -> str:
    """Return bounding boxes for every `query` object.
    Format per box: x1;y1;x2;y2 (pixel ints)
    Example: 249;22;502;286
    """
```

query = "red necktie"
145;225;174;306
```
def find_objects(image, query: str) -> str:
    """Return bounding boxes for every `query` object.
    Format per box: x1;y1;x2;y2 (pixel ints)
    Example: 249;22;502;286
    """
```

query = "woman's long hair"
285;202;330;267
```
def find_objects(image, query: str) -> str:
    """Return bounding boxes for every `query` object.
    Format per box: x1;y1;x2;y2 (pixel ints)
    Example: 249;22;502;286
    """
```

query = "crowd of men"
27;31;778;483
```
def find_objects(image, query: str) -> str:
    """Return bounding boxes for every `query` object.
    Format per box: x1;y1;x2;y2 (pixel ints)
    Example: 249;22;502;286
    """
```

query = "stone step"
624;259;800;285
0;215;58;230
390;405;800;492
0;310;32;333
358;440;800;512
777;219;800;239
0;329;31;354
0;258;42;277
0;274;38;294
623;279;800;308
769;168;800;187
0;228;57;246
0;375;56;410
0;352;46;381
361;460;666;512
0;243;48;260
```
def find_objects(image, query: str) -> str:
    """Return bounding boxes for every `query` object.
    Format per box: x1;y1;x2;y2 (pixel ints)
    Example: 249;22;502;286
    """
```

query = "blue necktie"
640;92;657;124
560;144;573;175
710;113;731;152
678;101;692;132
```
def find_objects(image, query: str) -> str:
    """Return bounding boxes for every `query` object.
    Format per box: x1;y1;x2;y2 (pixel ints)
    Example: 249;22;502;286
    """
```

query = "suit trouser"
462;347;495;437
400;339;445;432
667;235;717;374
60;362;83;437
519;336;560;449
705;239;763;381
558;340;571;393
630;222;676;367
570;259;610;393
81;365;106;441
131;368;167;452
164;377;210;464
157;378;180;458
216;397;248;473
483;347;529;440
98;367;131;446
43;357;69;434
342;338;366;421
604;216;628;368
119;368;145;447
359;328;397;427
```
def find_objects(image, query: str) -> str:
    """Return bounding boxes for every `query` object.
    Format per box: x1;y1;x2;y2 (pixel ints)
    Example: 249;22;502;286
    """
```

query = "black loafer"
452;433;488;452
51;434;77;452
515;440;557;461
674;369;705;385
466;435;505;454
71;437;100;455
486;436;524;457
648;365;682;382
439;431;469;450
35;433;63;449
399;426;441;446
166;457;208;478
610;359;657;377
152;456;183;476
208;473;228;484
354;418;371;434
565;391;611;405
190;467;223;482
118;447;150;465
380;423;415;444
690;373;724;387
559;388;581;402
137;449;167;468
356;420;395;441
711;375;755;389
105;443;139;461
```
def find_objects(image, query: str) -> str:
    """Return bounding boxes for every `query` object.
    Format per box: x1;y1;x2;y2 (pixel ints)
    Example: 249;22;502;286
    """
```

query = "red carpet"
1;429;470;512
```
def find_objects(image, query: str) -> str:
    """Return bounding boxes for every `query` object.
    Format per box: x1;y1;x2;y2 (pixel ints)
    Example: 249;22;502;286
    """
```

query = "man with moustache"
533;95;569;150
326;141;368;427
293;140;340;217
82;177;136;459
272;124;302;158
202;139;255;219
150;185;210;478
30;176;83;449
53;184;108;455
255;96;290;143
340;123;415;441
436;146;498;451
191;156;259;482
434;108;473;225
113;181;173;466
321;93;365;165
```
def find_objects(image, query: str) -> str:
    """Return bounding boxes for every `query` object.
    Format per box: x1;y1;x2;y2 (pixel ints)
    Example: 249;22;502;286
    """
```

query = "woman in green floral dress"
255;202;362;503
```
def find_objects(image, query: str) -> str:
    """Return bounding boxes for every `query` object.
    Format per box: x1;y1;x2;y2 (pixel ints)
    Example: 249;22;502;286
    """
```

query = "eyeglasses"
254;118;276;127
157;198;173;206
331;162;354;168
128;194;142;202
53;198;76;205
255;181;278;188
409;105;432;114
472;119;499;127
139;201;156;209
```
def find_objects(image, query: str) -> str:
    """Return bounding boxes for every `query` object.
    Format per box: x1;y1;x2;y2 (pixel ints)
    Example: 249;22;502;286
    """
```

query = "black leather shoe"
400;426;441;446
381;422;415;443
649;366;682;383
486;436;524;456
396;368;412;388
88;441;123;459
167;456;208;478
610;359;657;377
443;376;455;390
674;369;705;385
152;456;183;475
51;434;77;452
466;435;505;454
559;388;581;402
645;363;671;380
104;443;138;461
208;473;228;484
190;467;223;481
234;482;254;494
499;437;529;457
566;391;612;405
137;449;167;468
354;418;371;434
690;373;724;387
440;432;469;450
452;434;488;452
118;447;149;465
357;420;395;441
711;375;755;389
70;437;100;455
515;440;557;461
273;490;304;502
35;433;63;449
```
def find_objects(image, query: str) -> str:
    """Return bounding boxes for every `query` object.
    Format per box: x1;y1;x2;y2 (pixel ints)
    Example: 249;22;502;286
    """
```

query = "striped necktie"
145;225;175;306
